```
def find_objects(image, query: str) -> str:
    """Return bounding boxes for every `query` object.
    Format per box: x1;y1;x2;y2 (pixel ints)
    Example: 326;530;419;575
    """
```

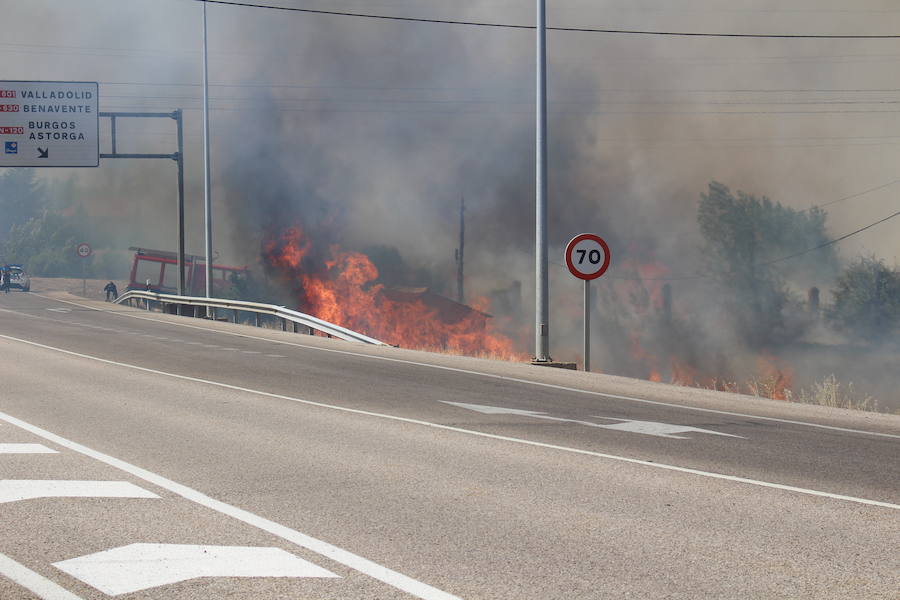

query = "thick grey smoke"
5;0;900;409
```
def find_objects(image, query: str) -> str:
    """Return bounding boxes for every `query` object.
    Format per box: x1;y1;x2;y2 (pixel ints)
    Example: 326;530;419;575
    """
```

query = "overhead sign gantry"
0;79;187;300
0;80;99;167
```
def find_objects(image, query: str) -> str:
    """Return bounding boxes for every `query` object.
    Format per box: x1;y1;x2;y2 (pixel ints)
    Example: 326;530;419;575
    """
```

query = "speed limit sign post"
76;242;92;297
565;234;611;372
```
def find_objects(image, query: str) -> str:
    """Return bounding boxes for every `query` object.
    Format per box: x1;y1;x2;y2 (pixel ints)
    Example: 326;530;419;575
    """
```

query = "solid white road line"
0;552;84;600
54;544;338;596
32;294;900;440
0;333;897;512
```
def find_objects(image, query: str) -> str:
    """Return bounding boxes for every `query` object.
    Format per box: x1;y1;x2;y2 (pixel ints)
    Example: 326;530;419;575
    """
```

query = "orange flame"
671;357;698;387
264;226;525;360
628;332;663;381
753;354;794;400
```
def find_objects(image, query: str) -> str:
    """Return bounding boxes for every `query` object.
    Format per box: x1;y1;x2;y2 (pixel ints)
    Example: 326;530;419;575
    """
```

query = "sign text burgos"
0;81;99;167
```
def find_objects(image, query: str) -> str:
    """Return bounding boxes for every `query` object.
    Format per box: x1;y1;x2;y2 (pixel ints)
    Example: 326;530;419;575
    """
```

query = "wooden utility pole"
456;195;465;304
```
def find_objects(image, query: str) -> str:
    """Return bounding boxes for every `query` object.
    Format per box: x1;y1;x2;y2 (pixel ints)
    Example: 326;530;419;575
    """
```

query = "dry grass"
697;374;881;412
746;375;788;401
785;374;878;412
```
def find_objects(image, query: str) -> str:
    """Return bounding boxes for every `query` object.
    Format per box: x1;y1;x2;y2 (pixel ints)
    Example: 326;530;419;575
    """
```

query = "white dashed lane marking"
0;410;462;600
0;480;159;504
0;443;58;454
0;552;85;600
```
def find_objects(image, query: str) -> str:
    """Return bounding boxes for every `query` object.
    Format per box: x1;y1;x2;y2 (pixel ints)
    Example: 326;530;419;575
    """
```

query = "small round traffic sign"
76;242;92;258
565;233;610;280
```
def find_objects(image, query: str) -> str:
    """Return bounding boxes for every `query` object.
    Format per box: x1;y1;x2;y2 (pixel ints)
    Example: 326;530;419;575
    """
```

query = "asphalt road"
0;290;897;599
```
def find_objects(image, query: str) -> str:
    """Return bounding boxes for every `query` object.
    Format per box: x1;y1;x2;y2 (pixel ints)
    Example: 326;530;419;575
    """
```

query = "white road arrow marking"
54;544;339;596
0;480;159;503
442;402;744;439
442;401;548;417
0;443;58;454
591;417;744;439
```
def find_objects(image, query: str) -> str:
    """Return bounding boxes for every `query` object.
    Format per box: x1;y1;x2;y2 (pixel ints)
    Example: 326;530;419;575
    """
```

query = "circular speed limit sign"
565;233;610;280
76;242;92;258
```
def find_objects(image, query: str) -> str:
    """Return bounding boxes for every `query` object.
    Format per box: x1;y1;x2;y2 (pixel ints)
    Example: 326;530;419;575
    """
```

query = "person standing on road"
103;281;118;301
1;266;9;294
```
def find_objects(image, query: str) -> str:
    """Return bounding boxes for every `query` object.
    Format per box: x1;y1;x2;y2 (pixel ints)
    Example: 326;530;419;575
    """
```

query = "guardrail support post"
281;318;287;331
254;313;260;327
292;322;298;333
232;309;238;324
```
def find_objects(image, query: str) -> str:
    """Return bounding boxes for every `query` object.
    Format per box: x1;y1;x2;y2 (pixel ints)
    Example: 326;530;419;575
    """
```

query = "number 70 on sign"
564;233;610;280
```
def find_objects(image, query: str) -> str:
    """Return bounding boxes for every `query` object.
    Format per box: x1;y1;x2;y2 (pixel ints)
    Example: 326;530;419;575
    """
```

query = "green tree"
0;168;46;235
697;181;835;346
827;256;900;341
0;169;92;277
2;212;82;276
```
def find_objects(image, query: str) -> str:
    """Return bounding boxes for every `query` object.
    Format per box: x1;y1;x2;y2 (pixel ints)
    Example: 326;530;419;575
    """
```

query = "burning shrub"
262;225;523;359
827;256;900;341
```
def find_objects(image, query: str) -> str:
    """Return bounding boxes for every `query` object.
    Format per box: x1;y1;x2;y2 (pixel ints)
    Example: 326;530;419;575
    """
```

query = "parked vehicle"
7;265;30;291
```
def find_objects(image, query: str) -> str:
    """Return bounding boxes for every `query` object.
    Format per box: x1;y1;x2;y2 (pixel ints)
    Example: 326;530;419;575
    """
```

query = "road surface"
0;290;897;599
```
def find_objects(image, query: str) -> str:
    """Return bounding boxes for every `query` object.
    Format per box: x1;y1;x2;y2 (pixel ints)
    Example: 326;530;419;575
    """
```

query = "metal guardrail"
114;290;388;346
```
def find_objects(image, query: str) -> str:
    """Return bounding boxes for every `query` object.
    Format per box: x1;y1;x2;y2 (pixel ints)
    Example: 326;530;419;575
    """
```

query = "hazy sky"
3;1;900;248
4;0;900;363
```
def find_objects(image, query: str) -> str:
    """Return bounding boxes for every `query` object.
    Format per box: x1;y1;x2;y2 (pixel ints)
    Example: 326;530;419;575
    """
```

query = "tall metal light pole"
202;1;214;303
535;0;550;361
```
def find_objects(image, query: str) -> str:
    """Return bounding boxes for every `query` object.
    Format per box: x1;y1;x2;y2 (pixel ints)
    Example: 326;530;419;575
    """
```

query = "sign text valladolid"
0;81;99;167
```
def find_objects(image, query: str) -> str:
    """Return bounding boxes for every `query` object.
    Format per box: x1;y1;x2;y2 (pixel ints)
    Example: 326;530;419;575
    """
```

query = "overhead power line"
99;80;900;96
99;91;900;107
557;179;900;282
817;178;900;208
198;0;900;39
763;208;900;266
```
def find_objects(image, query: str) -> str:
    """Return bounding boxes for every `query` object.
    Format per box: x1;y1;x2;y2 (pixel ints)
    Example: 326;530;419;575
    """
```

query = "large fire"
263;228;797;398
264;226;524;360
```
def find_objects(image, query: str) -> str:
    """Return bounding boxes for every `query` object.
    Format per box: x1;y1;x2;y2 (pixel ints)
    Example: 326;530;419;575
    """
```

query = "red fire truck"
127;247;249;296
